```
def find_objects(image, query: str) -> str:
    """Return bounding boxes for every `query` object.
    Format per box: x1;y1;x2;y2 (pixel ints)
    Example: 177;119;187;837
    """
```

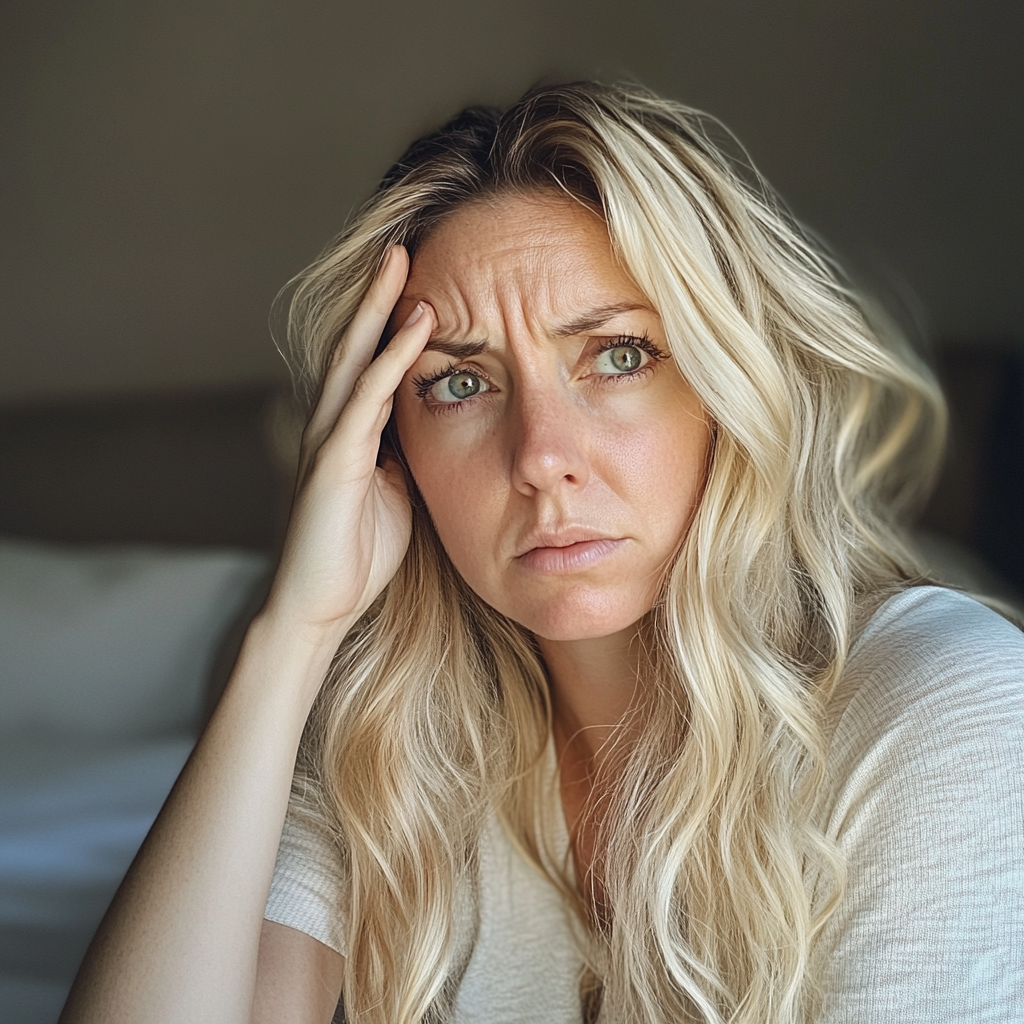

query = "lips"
515;528;626;573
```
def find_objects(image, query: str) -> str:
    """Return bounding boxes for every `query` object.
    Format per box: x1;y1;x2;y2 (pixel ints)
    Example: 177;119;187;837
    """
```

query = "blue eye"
429;370;488;403
595;344;645;374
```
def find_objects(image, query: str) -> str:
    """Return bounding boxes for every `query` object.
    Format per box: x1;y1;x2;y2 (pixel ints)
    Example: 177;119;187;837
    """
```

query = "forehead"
401;194;650;338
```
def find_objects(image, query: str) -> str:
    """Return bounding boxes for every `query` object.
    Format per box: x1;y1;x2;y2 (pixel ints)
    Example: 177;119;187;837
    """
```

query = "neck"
537;625;645;910
537;625;643;764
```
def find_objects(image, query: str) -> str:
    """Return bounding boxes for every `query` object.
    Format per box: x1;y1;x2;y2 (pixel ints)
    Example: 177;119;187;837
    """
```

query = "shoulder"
849;584;1022;695
814;587;1024;1021
821;583;1024;860
828;585;1024;770
823;585;1024;836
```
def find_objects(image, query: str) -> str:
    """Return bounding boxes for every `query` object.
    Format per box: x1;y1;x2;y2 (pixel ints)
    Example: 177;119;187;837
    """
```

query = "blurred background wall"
2;0;1021;402
1;0;1022;588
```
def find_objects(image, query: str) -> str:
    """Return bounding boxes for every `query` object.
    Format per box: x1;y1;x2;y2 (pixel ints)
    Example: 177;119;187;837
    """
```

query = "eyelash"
412;362;474;400
594;333;667;378
411;333;668;406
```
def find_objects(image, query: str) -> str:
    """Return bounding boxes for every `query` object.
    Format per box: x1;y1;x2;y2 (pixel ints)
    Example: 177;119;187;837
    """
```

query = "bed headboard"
0;385;296;551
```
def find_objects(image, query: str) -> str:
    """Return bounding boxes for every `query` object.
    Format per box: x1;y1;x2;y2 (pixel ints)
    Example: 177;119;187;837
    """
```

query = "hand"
264;245;433;647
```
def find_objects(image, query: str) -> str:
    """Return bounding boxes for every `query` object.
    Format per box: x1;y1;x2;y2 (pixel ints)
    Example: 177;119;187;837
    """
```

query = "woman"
61;82;1022;1024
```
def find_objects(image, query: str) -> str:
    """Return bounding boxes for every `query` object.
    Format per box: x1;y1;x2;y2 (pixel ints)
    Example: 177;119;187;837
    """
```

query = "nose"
510;388;590;496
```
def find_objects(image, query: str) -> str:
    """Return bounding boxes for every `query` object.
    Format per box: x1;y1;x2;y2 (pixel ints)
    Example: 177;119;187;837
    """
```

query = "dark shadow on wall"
918;342;1024;594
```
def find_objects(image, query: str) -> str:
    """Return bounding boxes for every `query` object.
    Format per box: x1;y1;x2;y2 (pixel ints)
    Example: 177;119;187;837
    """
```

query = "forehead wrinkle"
407;201;654;358
480;245;653;347
421;298;657;360
419;255;549;358
416;283;494;357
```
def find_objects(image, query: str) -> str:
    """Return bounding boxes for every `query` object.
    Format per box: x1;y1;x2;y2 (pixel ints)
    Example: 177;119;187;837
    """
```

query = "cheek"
603;403;711;535
395;407;504;571
417;467;507;593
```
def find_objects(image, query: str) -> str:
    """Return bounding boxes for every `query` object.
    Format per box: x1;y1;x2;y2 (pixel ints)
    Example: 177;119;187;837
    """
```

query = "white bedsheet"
0;732;193;1024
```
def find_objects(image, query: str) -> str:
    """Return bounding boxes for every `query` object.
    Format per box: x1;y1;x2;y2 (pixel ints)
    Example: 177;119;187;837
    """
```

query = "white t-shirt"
265;587;1024;1022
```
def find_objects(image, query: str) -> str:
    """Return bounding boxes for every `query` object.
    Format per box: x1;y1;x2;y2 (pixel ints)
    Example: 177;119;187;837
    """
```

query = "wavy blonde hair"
283;82;945;1023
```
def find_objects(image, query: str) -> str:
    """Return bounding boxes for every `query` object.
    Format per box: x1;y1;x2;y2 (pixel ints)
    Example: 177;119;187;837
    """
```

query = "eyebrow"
423;303;654;358
423;337;490;359
551;303;655;338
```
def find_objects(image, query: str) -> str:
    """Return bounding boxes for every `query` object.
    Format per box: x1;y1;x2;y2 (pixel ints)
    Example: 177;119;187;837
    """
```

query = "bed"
0;386;290;1022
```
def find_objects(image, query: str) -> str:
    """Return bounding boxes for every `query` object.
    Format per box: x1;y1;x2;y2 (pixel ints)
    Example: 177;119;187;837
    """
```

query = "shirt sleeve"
814;588;1024;1023
264;800;348;957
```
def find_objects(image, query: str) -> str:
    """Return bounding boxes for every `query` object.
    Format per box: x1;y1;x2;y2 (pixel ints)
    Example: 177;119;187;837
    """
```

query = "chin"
504;589;647;642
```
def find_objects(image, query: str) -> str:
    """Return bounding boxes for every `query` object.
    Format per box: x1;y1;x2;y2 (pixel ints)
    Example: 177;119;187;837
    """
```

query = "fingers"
305;246;411;445
332;245;410;374
326;300;433;464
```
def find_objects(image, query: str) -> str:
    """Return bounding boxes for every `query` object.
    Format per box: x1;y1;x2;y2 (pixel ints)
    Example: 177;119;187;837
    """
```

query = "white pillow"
0;537;270;739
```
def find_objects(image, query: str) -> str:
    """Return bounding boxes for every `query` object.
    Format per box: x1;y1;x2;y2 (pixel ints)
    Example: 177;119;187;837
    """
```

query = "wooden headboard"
0;385;296;551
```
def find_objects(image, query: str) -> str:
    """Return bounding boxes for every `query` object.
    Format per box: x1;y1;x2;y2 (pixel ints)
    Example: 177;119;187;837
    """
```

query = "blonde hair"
284;82;945;1023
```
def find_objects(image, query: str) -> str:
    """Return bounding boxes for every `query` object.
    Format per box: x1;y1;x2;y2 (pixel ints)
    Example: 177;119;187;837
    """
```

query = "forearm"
60;612;346;1024
59;246;429;1024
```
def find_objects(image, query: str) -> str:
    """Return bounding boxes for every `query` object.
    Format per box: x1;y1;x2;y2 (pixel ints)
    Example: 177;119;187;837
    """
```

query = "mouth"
515;529;626;574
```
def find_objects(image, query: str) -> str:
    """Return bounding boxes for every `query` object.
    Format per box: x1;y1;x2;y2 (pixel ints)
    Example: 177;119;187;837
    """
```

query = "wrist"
231;608;357;711
247;604;356;654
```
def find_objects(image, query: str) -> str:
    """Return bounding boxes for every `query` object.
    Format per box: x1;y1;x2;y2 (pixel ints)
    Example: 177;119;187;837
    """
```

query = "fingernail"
403;302;425;327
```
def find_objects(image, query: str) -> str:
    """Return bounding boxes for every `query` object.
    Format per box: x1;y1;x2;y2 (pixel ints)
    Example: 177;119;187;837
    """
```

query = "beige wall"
2;0;1021;401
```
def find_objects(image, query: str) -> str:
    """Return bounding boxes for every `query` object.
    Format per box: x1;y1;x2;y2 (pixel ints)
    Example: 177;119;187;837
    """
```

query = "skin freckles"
392;193;712;648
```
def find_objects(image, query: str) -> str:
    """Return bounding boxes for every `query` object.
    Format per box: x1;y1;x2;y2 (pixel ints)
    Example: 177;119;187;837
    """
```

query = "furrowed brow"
419;303;654;356
552;303;654;338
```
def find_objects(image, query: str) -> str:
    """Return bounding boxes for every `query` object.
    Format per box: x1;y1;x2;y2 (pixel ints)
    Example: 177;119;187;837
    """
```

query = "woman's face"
393;193;711;642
